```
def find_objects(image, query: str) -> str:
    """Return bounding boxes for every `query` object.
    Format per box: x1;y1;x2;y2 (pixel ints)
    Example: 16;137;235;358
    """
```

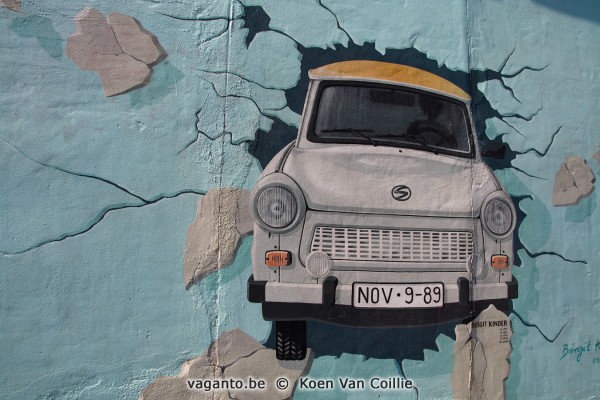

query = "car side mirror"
481;142;506;159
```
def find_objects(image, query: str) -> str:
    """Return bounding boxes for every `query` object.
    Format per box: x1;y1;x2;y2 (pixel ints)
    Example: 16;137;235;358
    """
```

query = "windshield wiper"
376;132;439;155
320;128;377;146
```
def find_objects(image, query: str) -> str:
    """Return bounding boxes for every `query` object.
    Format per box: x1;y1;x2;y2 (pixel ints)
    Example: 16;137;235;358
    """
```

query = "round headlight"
483;199;513;236
256;187;298;228
306;251;331;278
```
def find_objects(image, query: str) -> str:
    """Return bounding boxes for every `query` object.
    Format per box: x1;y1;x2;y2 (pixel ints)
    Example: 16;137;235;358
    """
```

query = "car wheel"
275;320;307;360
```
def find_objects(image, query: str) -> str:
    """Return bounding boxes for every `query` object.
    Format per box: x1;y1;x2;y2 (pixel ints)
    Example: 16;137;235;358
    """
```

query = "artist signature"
560;338;600;362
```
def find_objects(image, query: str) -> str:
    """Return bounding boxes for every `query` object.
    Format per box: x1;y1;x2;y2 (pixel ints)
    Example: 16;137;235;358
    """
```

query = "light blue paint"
325;0;469;71
240;0;350;49
402;334;454;400
195;79;272;143
129;60;185;109
0;194;188;396
10;14;63;59
2;0;600;398
506;315;600;400
197;20;302;90
0;206;266;399
565;191;596;223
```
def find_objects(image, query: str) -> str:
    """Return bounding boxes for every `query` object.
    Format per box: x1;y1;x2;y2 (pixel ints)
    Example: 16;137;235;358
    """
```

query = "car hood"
282;145;499;217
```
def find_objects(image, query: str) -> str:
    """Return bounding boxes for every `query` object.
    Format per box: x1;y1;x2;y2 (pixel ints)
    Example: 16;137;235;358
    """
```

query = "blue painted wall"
1;1;599;398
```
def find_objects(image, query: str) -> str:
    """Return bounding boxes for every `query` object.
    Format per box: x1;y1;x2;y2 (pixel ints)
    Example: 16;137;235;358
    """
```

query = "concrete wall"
1;1;599;399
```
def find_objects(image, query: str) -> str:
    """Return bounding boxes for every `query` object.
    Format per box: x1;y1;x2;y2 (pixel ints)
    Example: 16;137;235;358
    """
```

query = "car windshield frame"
307;81;475;159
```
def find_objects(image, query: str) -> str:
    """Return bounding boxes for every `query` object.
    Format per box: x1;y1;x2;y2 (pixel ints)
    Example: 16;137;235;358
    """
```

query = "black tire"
275;321;307;361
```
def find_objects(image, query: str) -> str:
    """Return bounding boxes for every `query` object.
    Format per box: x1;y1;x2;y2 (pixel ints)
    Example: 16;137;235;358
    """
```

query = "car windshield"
310;83;472;156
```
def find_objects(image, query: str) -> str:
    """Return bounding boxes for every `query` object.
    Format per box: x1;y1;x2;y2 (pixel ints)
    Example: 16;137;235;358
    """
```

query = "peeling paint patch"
66;7;167;97
0;0;20;11
9;14;63;59
452;305;512;400
183;188;252;289
552;157;595;206
139;329;312;400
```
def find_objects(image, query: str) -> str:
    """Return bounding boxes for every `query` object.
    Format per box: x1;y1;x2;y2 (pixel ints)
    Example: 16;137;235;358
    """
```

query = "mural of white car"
247;61;518;360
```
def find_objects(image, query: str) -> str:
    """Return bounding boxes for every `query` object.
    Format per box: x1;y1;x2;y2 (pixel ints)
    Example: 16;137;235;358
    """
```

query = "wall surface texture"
1;1;599;399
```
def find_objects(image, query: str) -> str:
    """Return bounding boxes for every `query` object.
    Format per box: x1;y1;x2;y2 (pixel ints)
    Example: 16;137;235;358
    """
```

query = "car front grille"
310;226;474;263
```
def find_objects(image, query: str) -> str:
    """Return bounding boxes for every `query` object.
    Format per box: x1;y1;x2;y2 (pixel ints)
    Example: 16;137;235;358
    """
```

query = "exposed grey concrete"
206;328;265;368
0;0;20;11
183;188;252;289
66;7;165;97
139;329;312;400
96;54;151;97
67;8;121;66
139;372;227;400
226;348;313;400
552;156;596;206
107;13;166;65
452;305;512;400
235;189;253;238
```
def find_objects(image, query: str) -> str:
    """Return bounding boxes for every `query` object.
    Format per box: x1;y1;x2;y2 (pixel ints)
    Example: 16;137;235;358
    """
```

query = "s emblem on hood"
392;185;411;201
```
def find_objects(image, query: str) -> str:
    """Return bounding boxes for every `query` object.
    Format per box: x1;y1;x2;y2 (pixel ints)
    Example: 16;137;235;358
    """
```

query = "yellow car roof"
309;60;470;101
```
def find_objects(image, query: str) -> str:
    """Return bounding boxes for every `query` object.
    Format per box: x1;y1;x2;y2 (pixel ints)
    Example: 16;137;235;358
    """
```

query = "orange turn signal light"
265;251;292;267
491;254;509;269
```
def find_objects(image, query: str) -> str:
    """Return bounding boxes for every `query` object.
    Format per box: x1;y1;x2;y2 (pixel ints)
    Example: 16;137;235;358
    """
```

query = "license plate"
353;283;444;309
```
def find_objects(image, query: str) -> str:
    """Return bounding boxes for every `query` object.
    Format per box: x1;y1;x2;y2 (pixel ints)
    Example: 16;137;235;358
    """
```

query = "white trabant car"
247;61;518;360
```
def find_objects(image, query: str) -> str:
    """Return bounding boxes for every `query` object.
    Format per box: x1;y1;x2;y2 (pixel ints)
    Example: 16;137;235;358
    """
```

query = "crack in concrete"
500;119;528;138
514;127;562;157
194;68;282;90
407;33;420;48
1;190;205;256
220;347;264;369
512;311;567;343
477;340;489;400
465;335;475;400
190;76;291;146
200;23;231;45
262;25;299;46
499;77;522;104
0;136;149;203
494;47;547;108
507;165;547;180
177;130;203;154
472;46;548;133
203;77;286;114
396;360;419;400
213;0;238;355
502;64;549;79
498;45;517;72
156;12;242;23
500;101;543;122
522;246;588;264
316;0;351;43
